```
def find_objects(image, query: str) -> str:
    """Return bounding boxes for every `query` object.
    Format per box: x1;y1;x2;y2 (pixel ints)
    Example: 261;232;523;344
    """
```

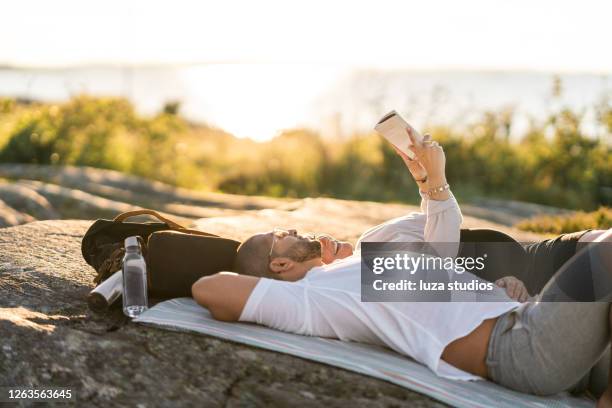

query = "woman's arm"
495;276;530;302
403;129;449;202
358;131;461;250
395;129;462;257
391;136;429;212
422;193;462;247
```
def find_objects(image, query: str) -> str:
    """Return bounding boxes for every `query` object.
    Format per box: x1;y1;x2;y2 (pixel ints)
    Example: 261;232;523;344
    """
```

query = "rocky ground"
0;164;549;407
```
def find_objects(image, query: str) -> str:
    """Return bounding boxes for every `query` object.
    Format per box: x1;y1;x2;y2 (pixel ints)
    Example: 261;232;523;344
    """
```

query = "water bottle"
122;236;148;317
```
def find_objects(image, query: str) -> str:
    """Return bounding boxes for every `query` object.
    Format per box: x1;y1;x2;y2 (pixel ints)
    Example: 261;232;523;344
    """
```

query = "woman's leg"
587;347;610;398
459;229;608;295
458;229;529;284
579;229;612;261
590;229;612;407
579;229;611;244
486;230;612;397
487;302;611;396
521;229;594;295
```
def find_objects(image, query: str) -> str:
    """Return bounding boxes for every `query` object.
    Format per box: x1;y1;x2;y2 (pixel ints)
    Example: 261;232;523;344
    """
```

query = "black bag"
81;209;241;298
146;230;240;298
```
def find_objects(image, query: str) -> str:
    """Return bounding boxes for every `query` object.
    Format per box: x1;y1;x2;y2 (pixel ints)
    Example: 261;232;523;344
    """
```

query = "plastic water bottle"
122;236;148;318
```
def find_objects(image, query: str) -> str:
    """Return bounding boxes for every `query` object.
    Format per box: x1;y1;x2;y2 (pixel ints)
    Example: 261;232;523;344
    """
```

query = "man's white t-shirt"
239;193;520;381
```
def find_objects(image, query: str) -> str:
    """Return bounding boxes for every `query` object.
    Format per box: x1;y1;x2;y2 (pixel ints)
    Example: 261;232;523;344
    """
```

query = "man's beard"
287;239;322;262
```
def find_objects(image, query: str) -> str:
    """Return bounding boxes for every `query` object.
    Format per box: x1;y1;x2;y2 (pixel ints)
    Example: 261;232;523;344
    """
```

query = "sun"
178;64;347;141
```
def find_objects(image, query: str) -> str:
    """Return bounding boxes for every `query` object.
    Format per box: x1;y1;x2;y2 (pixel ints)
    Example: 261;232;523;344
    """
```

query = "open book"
374;110;423;159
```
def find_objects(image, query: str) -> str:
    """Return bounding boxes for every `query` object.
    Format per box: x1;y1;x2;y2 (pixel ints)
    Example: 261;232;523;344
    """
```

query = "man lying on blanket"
192;131;612;406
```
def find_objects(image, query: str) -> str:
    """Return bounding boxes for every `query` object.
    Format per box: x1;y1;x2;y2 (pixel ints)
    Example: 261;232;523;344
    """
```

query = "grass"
516;207;612;234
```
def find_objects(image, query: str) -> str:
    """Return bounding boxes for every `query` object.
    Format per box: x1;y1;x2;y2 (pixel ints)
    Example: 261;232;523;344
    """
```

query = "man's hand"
495;276;530;302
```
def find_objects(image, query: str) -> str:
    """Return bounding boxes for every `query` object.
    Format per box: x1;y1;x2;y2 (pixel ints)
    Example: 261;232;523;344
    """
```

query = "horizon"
2;65;609;141
3;63;611;76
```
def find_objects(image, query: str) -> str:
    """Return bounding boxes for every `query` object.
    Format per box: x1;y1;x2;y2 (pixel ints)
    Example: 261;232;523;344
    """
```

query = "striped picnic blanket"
134;298;593;408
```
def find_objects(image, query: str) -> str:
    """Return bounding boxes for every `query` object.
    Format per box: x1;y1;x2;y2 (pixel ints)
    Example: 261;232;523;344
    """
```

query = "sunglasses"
269;228;298;258
268;228;334;259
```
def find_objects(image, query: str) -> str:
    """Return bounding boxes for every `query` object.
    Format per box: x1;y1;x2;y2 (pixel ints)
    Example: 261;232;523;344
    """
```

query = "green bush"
0;94;610;210
516;207;612;234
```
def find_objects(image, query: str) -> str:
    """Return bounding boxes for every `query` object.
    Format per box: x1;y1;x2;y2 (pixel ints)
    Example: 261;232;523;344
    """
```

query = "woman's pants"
484;232;612;397
458;229;591;296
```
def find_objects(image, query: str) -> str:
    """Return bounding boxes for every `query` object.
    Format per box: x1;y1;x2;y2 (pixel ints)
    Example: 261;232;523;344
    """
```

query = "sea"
1;64;610;141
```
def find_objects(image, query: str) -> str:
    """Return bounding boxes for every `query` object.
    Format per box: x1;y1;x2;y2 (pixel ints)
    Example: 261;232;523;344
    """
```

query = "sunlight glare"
178;64;348;140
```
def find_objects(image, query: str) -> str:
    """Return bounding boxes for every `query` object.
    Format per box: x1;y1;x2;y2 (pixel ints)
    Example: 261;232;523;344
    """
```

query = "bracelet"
424;183;450;197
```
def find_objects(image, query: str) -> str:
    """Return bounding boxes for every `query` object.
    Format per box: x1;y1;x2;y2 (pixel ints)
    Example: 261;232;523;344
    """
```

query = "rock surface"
0;164;545;407
0;199;34;227
0;183;59;220
0;220;449;408
0;164;564;231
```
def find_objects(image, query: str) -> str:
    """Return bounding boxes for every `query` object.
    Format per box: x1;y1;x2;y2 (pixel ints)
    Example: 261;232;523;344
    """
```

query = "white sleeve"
355;191;430;249
419;190;428;213
238;278;312;335
355;212;426;250
356;191;463;258
423;191;463;258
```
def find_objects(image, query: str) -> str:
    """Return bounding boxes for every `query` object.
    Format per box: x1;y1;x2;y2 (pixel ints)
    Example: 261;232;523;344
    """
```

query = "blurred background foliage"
517;206;611;234
0;94;610;217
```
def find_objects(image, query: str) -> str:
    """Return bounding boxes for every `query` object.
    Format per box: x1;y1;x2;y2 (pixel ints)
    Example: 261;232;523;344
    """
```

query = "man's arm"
191;272;260;322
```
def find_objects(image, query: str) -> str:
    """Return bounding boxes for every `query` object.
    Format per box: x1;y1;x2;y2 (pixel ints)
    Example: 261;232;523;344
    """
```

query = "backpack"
81;209;241;298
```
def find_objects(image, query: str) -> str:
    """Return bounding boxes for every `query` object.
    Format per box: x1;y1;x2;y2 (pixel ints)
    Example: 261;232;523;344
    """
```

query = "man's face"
268;229;353;265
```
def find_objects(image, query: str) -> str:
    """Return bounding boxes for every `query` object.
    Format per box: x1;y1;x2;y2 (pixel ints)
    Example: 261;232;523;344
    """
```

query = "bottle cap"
125;236;140;248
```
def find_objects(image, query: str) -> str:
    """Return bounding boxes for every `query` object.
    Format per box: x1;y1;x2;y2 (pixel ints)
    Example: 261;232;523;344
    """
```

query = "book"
374;110;423;159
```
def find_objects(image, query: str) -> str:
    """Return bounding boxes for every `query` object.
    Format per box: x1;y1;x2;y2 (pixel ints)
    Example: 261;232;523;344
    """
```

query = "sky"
2;0;611;141
2;0;612;72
